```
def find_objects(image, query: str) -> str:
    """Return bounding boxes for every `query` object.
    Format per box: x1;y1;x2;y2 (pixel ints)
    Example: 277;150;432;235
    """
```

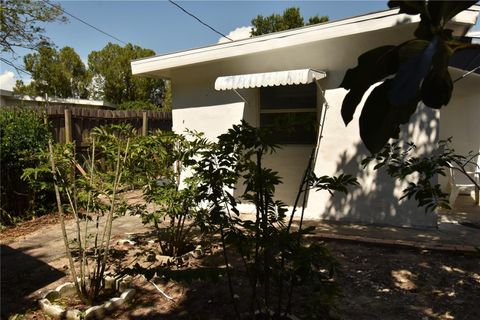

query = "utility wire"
168;0;232;41
453;65;480;82
1;58;31;76
42;0;128;45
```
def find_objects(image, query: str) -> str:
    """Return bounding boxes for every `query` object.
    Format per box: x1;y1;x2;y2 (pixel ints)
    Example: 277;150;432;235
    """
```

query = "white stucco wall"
438;69;480;189
168;23;447;228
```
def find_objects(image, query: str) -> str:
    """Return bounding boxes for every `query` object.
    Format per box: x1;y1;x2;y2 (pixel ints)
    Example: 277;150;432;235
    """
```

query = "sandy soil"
4;226;479;320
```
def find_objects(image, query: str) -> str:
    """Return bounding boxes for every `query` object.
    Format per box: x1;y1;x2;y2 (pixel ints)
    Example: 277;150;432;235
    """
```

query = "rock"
156;255;173;264
192;249;203;259
39;298;64;319
118;279;130;292
117;239;136;246
110;297;125;308
43;290;60;301
56;282;76;296
103;300;115;311
85;305;105;320
38;298;51;309
104;276;116;290
66;309;82;320
120;288;136;302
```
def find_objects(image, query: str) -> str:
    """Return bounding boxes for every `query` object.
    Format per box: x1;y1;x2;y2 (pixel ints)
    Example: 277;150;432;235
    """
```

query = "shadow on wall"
323;106;439;229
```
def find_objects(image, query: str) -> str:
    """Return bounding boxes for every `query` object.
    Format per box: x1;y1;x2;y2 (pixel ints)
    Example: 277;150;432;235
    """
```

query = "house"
0;89;116;109
131;6;480;229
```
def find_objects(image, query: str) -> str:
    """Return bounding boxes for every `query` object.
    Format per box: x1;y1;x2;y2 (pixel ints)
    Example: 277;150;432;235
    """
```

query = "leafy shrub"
131;130;209;257
118;100;163;111
0;107;53;225
193;121;357;317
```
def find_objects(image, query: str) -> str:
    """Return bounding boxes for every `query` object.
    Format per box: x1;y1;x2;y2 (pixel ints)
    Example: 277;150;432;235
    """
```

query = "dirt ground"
2;219;479;320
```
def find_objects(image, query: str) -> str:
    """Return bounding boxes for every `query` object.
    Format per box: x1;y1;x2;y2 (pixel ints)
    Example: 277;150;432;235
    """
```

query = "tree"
14;46;89;99
251;7;328;36
340;0;478;154
0;0;66;69
88;43;165;106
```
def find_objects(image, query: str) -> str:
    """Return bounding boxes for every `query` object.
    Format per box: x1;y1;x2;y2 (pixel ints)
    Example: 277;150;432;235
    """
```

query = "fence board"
6;105;172;147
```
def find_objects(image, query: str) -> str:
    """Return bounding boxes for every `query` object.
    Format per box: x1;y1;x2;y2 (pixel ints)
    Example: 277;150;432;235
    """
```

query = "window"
260;83;317;144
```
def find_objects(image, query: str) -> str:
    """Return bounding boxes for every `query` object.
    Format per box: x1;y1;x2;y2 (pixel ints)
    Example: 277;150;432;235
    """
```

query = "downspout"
312;79;330;169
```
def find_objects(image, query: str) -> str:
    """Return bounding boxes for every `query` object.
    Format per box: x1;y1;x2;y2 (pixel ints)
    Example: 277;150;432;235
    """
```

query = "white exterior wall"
169;24;443;228
438;69;480;188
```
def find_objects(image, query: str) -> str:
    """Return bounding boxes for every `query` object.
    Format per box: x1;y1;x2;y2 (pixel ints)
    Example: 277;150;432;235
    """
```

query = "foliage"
162;80;172;111
14;46;90;99
118;101;163;111
27;123;138;304
88;42;165;105
0;0;66;66
132;130;209;257
362;138;479;212
193;121;357;317
340;0;478;153
0;108;53;225
251;7;328;36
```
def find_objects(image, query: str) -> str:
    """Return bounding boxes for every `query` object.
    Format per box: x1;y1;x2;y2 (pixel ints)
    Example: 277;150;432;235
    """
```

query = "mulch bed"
3;220;480;320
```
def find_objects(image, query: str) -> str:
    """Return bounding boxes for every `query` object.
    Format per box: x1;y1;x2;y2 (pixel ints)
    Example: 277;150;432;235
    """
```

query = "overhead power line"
1;58;31;76
168;0;232;41
42;0;128;45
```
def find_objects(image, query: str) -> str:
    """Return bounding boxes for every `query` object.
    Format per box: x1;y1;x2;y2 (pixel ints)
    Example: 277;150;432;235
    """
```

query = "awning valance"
214;69;327;91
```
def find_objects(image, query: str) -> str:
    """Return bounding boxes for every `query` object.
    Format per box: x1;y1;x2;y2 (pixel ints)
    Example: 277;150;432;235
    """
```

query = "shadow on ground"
1;245;65;318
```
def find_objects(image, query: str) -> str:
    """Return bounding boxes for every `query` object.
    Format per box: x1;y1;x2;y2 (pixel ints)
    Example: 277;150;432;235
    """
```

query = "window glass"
260;83;316;109
260;83;317;144
260;112;317;145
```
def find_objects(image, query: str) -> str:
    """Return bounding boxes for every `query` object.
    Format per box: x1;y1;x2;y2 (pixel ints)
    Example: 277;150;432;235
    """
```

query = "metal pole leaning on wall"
64;108;72;143
142;111;148;136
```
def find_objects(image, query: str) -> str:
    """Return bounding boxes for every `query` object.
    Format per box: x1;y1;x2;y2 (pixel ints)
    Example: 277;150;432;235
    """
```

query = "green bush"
0;107;53;225
118;100;163;111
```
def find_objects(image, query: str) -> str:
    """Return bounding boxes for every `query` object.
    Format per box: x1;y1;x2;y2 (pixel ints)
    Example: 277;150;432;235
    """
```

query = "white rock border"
38;276;135;320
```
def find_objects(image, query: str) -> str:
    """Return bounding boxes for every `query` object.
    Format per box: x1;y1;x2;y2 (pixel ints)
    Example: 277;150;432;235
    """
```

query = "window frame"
258;83;320;145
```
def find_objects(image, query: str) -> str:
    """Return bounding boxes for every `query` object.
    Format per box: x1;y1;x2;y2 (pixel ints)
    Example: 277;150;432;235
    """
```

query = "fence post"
64;108;72;143
142;111;148;136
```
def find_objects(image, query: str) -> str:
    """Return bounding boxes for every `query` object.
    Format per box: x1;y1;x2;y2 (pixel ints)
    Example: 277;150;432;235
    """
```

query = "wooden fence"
30;105;172;147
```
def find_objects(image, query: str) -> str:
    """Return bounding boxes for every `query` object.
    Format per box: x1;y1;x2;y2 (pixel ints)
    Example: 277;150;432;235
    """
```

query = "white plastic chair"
447;159;480;207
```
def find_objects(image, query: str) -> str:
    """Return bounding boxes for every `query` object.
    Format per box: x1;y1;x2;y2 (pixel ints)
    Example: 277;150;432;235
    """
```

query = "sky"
1;0;479;90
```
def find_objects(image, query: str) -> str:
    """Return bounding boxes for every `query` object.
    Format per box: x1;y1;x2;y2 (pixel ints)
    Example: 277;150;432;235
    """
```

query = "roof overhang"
131;5;479;78
215;69;327;91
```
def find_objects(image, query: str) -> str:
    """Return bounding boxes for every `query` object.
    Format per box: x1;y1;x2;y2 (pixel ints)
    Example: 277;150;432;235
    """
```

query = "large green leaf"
340;45;398;125
388;1;427;15
360;80;418;153
388;37;437;107
420;39;453;109
421;70;453;109
433;1;478;25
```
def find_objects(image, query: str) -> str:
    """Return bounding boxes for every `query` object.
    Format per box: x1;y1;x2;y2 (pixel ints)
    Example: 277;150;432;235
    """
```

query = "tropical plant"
362;138;480;212
193;121;358;318
132;130;209;257
29;123;137;304
340;0;478;153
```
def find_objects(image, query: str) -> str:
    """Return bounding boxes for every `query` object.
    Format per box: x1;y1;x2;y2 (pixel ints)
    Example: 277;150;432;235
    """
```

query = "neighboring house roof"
0;89;116;109
132;5;480;78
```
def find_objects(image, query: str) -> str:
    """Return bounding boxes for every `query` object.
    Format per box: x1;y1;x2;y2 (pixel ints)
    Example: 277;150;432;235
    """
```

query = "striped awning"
214;69;327;91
